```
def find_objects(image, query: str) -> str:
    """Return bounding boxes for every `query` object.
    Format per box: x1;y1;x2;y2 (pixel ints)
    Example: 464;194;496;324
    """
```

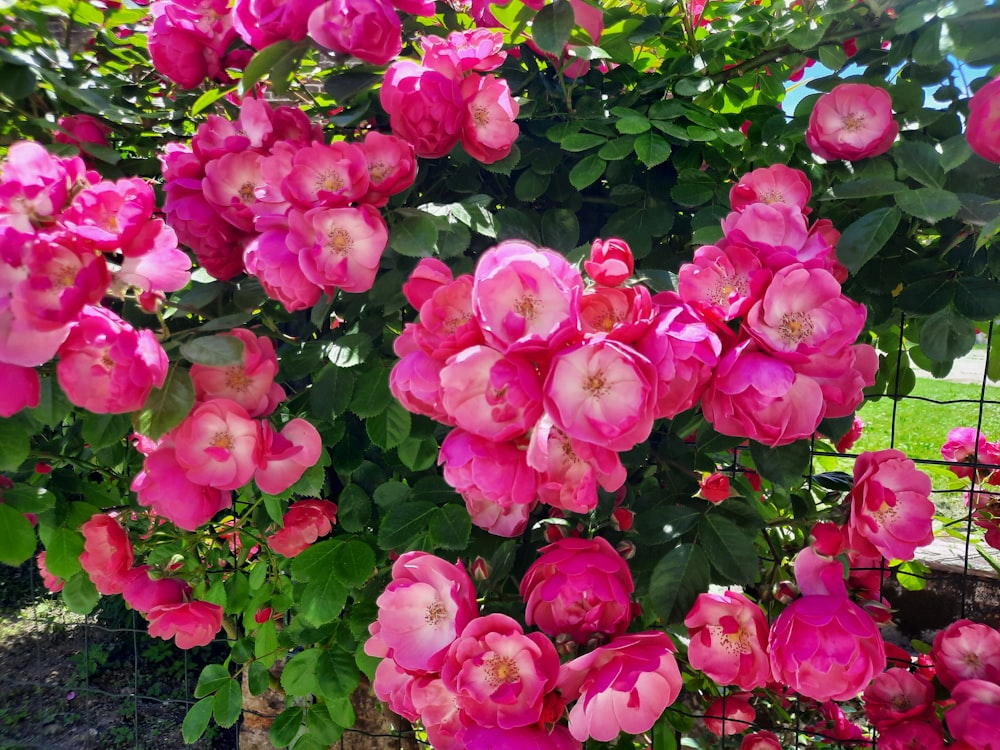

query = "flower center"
317;169;344;193
238;182;256;204
484;654;519;686
473;106;490;127
210;431;233;450
369;160;389;183
424;599;447;626
326;228;353;255
710;624;752;655
444;312;472;334
584;373;609;398
709;274;748;306
778;311;814;345
842;112;866;132
225;366;251;393
514;294;540;320
757;188;784;204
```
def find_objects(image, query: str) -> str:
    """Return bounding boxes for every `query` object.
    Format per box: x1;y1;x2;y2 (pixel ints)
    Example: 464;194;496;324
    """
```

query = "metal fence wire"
0;320;997;750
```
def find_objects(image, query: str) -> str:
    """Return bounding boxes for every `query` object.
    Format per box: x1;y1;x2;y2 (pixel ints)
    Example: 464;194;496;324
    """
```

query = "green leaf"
787;21;825;50
254;619;279;668
894;141;946;189
0;504;36;566
895;560;929;591
317;648;360;701
323;71;381;103
633;505;704;544
818;44;848;71
348;364;390;417
617;116;651;135
180;335;245;366
326;333;372;369
331;539;375;588
634;132;671;168
191;87;227;116
336;484;371;533
241;40;307;95
0;64;37;101
301;572;349;626
540;208;580;254
42;528;83;579
598;136;636;160
81;412;132;451
377;501;437;550
919;308;977;361
131;366;195;440
428;505;472;550
895;188;961;224
532;0;575;55
514;170;551;202
61;571;99;615
305;704;345;745
290;539;341;581
310;364;355;420
560;133;607;151
182;697;214;744
671;181;714;207
648;544;711;623
836;207;902;273
397;435;439;472
831;179;907;199
0;418;30;472
365;401;411;450
247;662;270;696
698;515;758;584
389;212;439;257
213;679;242;728
955;278;1000;320
990;333;1000;383
270;706;304;748
569;154;606;190
749;440;810;488
282;648;321;697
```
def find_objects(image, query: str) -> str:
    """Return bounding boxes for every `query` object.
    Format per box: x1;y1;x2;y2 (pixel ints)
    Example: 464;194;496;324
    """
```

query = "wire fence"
1;320;997;750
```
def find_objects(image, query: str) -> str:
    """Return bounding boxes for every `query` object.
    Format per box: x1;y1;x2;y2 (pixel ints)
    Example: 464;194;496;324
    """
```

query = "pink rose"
132;439;233;530
146;600;224;649
721;203;810;260
966;76;1000;163
173;398;261;491
358;131;417;207
875;719;945;750
254;418;323;495
442;613;560;729
402;257;453;310
290;203;388;295
0;362;40;417
79;514;134;595
863;668;934;730
578;285;654;344
677;242;770;325
307;0;401;65
584;237;634;287
462;724;580;750
421;30;507;77
267;499;338;557
37;551;64;593
698;472;732;504
232;0;323;49
558;631;682;742
684;590;771;691
930;618;1000;689
380;61;464;159
54;114;112;153
190;328;284;417
243;229;322;312
519;536;636;644
805;83;898;161
704;693;755;736
459;73;520;164
279;141;370;209
849;449;934;562
122;566;191;615
946;679;1000;750
834;416;865;453
941;427;1000;480
741;731;782;750
729;164;812;213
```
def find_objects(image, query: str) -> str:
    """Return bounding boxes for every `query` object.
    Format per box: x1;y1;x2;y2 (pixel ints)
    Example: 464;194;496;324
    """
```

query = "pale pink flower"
439;345;543;441
380;61;465;159
584;237;634;287
941;427;1000;480
372;551;479;674
0;362;40;417
704;693;755;736
202;150;263;233
459;73;520;164
358;131;417;207
36;551;64;593
132;439;233;530
930;619;1000;689
0;300;71;367
243;228;322;312
79;514;134;595
741;731;782;750
946;679;1000;750
730;164;812;213
849;449;934;562
54;114;112;153
544;339;657;452
685;590;771;691
280;141;370;209
146;600;224;649
372;656;424;722
307;0;402;65
56;305;169;414
411;274;482;359
806;83;899;161
463;491;535;537
254;418;323;495
290;204;388;295
768;593;886;702
875;719;945;750
472;240;583;353
634;293;721;419
796;342;878;419
558;631;682;743
232;0;323;49
0;141;93;231
410;675;465;750
863;668;934;729
677;242;770;324
267;498;338;557
421;30;506;77
113;222;192;300
520;536;636;643
174;398;261;491
578;285;654;344
61;177;155;254
442;612;560;729
967;76;1000;163
721;203;810;260
403;257;453;310
190;329;284;417
390;345;449;422
122;567;191;615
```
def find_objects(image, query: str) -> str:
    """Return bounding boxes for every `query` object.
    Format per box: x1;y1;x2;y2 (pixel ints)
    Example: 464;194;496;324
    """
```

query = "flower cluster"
161;96;415;310
941;427;1000;550
131;328;322;530
381;30;519;163
0;141;189;417
367;543;680;748
308;0;434;65
147;0;242;89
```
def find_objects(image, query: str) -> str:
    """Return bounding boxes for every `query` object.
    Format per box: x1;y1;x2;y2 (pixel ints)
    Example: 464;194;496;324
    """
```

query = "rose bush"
1;0;1000;748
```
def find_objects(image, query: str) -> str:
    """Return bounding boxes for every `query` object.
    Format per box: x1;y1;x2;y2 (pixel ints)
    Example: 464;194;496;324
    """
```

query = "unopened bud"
611;507;634;532
616;540;636;560
554;633;578;657
471;556;490;582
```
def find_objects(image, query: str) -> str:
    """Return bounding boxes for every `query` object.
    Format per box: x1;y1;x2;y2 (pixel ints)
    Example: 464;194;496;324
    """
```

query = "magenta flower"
558;631;682;742
442;613;560;729
36;551;64;594
519;536;636;644
202;150;264;233
243;229;321;311
862;667;934;730
54;114;112;153
173;398;261;491
280;141;370;209
930;618;1000;689
941;427;1000;480
704;693;755;736
422;29;507;77
254;418;323;495
578;285;655;343
291;203;388;295
411;273;481;359
462;724;581;749
876;719;945;750
946;679;1000;750
79;514;134;595
848;449;934;562
584;237;635;287
805;83;899;161
0;362;40;417
721;202;810;259
358;131;417;207
730;164;812;213
122;566;191;615
684;590;771;691
232;0;323;50
132;439;233;530
190;329;284;417
459;73;520;165
308;0;402;65
267;499;338;558
966;76;1000;163
380;61;465;159
389;345;449;422
146;600;224;649
740;731;782;750
677;242;770;324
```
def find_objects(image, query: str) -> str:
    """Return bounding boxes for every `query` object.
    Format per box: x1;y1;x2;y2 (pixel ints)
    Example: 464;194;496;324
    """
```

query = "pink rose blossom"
61;177;156;254
380;61;465;159
584;237;634;287
698;472;732;504
243;229;322;311
806;83;899;161
876;719;945;750
930;618;1000;689
677;242;770;325
254;418;323;495
946;679;1000;750
56;305;169;414
37;551;64;593
267;498;338;557
232;0;323;49
442;612;560;729
966;76;1000;163
462;724;580;749
174;398;261;490
146;599;224;649
190;329;284;417
730;164;812;213
704;693;755;736
421;30;507;77
358;131;417;207
835;416;865;453
578;285;654;343
403;257;453;310
308;0;402;65
79;514;134;595
0;362;40;416
849;449;934;562
519;536;636;644
941;427;1000;480
410;674;464;750
148;0;235;88
390;345;449;422
0;141;94;230
371;551;479;673
459;73;520;164
796;343;877;420
685;590;771;690
372;656;423;722
863;668;934;729
411;274;482;359
280;141;370;209
290;204;388;295
54;114;112;153
122;567;191;615
741;731;782;750
721;202;811;261
544;339;657;452
472;240;583;353
558;631;682;742
202;150;263;233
